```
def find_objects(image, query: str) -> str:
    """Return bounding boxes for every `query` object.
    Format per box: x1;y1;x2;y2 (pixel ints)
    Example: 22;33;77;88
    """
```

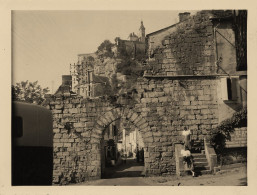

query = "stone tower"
139;21;145;43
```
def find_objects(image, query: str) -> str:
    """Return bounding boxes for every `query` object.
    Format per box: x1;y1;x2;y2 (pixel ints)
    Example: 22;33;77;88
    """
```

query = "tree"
96;40;114;58
12;80;50;105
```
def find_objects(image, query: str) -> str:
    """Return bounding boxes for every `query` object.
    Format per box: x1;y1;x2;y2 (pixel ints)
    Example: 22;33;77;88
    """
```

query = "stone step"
193;158;208;163
193;161;209;167
192;153;206;159
194;166;210;171
196;169;212;175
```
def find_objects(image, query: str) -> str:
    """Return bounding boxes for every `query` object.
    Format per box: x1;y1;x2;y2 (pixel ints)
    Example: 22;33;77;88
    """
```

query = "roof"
77;53;97;58
146;22;180;37
54;84;70;95
118;39;144;44
92;75;110;84
146;10;234;37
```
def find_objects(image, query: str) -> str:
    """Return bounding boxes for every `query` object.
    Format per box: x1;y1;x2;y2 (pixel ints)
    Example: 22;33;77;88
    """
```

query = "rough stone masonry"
45;11;241;185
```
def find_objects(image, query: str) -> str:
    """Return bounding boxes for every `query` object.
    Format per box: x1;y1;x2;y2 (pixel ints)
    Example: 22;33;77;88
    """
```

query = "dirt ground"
143;166;247;186
72;159;247;186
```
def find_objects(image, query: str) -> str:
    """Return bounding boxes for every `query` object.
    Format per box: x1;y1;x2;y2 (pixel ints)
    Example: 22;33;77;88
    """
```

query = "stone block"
81;132;90;138
53;170;62;176
69;108;79;114
64;143;71;147
144;137;154;143
158;96;168;102
75;128;84;133
201;109;210;115
60;138;69;142
54;143;64;147
52;110;62;114
55;104;63;110
74;122;85;128
62;152;69;156
144;131;153;138
53;159;60;164
54;133;62;139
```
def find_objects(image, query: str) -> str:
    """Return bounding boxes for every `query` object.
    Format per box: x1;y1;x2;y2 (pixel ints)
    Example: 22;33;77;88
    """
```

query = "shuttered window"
221;77;240;101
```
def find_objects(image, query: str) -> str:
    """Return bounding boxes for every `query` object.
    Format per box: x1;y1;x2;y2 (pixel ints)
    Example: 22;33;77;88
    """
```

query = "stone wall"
45;95;110;184
136;77;219;142
226;127;247;148
46;75;220;184
116;39;146;59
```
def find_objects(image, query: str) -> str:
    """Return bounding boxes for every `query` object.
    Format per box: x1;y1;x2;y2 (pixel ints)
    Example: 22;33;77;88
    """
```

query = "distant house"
112;21;146;59
70;53;112;98
55;75;74;95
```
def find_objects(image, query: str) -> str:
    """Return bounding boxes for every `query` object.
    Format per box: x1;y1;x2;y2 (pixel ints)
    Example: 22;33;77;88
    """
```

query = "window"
221;77;240;101
113;125;117;136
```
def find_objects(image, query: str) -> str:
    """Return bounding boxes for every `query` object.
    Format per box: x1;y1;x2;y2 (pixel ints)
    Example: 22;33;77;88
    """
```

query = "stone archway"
88;107;154;179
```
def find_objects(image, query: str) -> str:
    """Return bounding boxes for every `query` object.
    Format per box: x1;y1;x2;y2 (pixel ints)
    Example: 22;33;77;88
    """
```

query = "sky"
12;10;197;93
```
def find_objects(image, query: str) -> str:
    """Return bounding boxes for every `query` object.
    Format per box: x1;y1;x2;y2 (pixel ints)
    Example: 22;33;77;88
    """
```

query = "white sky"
12;10;197;93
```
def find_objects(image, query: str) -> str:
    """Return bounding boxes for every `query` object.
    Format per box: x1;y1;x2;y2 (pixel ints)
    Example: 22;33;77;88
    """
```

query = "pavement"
71;160;247;186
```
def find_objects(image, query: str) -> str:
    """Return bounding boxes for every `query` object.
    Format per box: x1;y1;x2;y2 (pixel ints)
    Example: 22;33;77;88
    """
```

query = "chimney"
179;12;190;22
62;75;72;86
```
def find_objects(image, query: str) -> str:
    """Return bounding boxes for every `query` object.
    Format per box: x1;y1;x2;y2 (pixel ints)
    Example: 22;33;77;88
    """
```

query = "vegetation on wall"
210;107;247;164
94;76;113;97
116;58;144;77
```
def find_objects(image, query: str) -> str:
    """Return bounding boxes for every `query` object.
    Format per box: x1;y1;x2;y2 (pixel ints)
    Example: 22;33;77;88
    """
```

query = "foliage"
212;107;247;136
115;58;144;95
210;107;247;164
12;80;50;105
94;82;112;97
96;40;114;58
87;56;95;62
110;74;119;95
116;58;144;77
93;75;113;97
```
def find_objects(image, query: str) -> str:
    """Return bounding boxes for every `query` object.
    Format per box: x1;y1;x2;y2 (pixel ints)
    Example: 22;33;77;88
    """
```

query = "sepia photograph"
10;9;248;187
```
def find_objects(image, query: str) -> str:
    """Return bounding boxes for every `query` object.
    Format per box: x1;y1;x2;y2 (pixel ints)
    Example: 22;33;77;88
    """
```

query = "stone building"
70;53;112;98
145;11;247;123
112;21;146;59
55;75;73;95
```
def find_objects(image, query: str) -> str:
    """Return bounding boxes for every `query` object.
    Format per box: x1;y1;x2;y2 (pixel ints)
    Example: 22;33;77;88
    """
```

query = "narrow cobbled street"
74;158;149;186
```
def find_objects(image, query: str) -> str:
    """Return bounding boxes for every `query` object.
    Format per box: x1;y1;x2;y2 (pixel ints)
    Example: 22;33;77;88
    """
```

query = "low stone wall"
218;127;247;165
226;127;247;148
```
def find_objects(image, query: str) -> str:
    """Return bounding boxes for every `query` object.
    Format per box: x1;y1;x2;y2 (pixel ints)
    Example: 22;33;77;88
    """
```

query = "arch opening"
91;107;153;179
